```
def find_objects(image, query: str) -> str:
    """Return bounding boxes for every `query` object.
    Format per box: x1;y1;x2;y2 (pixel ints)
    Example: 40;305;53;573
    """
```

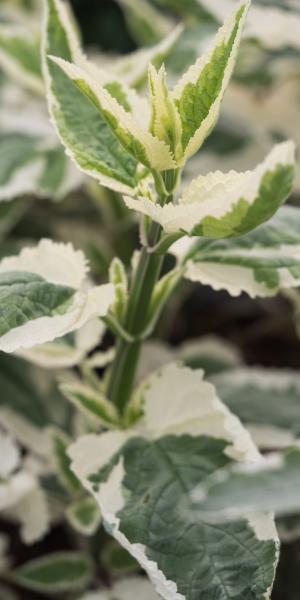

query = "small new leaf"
67;496;101;536
60;382;119;427
148;63;182;161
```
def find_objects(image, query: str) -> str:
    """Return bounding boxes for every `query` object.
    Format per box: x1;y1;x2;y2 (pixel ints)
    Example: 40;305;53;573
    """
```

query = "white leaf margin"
172;0;250;161
17;318;105;369
49;56;176;172
124;141;295;236
0;239;115;353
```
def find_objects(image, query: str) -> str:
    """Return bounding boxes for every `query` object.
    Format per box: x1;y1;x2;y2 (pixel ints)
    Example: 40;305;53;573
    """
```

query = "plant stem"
106;221;164;414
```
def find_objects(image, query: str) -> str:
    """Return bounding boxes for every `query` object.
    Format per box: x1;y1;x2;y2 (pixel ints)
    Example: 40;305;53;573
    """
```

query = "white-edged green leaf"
174;204;300;297
101;543;139;576
125;142;295;238
212;367;300;449
0;239;114;353
172;0;250;162
60;382;119;427
191;447;300;521
67;496;101;536
0;132;81;201
69;364;278;600
50;428;81;494
42;0;156;193
0;25;43;95
49;56;176;173
109;257;128;321
10;552;93;594
17;319;105;369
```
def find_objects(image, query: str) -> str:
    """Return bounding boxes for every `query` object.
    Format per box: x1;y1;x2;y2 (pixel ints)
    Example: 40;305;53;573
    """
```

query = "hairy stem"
106;221;164;414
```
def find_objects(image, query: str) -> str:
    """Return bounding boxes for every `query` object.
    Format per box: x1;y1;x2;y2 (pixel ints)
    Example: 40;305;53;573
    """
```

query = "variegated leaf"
67;496;101;536
212;367;300;449
42;0;162;193
148;63;182;161
60;381;119;428
125;142;295;239
0;132;81;202
0;239;114;352
10;552;93;594
49;56;176;172
69;364;278;600
0;25;43;95
172;205;300;297
172;0;250;162
191;447;300;521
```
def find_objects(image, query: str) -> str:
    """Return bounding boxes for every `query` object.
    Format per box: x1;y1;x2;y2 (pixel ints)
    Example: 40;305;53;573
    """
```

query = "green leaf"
191;447;300;521
60;382;119;427
177;204;300;297
67;496;101;536
10;552;93;594
43;0;150;193
125;142;296;239
213;367;300;449
172;1;250;161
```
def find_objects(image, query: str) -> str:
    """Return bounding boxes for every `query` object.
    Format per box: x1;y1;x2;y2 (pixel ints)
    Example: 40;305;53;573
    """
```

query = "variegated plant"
0;0;300;598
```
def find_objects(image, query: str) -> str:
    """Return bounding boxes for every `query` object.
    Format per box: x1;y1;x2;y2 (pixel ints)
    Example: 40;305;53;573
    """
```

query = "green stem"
106;222;164;414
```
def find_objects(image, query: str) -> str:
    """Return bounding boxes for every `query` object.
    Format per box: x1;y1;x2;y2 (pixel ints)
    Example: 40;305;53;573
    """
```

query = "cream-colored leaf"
124;142;295;236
